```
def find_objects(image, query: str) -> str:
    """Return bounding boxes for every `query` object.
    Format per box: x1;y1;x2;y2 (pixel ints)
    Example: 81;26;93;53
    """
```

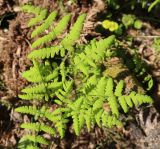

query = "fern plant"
15;4;153;148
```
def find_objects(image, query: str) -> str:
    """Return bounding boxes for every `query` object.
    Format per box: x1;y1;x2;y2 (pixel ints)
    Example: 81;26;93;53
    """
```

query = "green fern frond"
15;106;38;115
105;77;114;96
32;14;71;48
18;139;40;149
129;91;138;106
108;95;119;117
102;112;122;128
95;109;103;127
60;62;66;82
21;82;62;94
74;36;115;75
22;67;42;83
21;83;46;93
114;80;124;97
93;99;103;111
15;106;54;121
44;70;59;82
55;121;66;138
19;135;49;145
61;13;86;48
21;5;44;15
28;9;47;27
28;46;60;59
118;96;128;113
54;81;73;104
84;108;92;132
124;95;133;108
18;93;46;100
96;77;107;97
21;122;55;135
22;61;58;83
72;111;80;135
78;110;85;130
31;10;58;37
141;95;153;103
63;80;74;93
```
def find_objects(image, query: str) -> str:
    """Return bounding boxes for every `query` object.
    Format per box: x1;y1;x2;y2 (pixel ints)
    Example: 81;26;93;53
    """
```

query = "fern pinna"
16;4;153;148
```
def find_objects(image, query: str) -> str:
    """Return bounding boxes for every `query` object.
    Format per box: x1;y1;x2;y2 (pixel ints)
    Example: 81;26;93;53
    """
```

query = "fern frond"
18;139;40;149
141;95;153;103
22;61;58;83
28;9;47;27
74;56;89;75
124;95;133;108
22;66;42;83
21;83;46;94
102;112;122;127
21;82;62;94
15;106;38;115
78;110;85;130
105;77;114;96
84;108;92;132
61;13;86;48
32;14;71;48
95;109;103;127
19;135;49;145
15;106;54;121
21;5;43;15
63;80;74;93
74;36;115;75
114;80;124;97
118;96;128;113
28;46;60;59
44;69;59;82
55;121;66;138
31;10;58;38
96;77;107;97
108;95;119;117
18;93;46;100
93;99;103;111
60;62;66;82
21;122;55;135
72;111;80;135
129;91;138;106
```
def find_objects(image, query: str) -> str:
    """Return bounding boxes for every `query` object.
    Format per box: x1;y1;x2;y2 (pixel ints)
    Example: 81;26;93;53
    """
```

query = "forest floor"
0;0;160;149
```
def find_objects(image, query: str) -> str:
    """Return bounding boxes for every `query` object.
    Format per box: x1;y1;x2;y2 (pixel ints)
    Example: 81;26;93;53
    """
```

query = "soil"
0;0;160;149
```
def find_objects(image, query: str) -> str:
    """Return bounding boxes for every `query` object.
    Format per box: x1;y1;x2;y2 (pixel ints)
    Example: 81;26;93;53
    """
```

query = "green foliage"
21;5;47;27
152;38;160;53
148;0;160;12
122;14;135;28
106;0;159;12
132;52;154;91
21;123;55;134
16;4;153;148
73;36;115;75
134;20;142;29
121;14;143;30
106;0;120;9
31;10;58;38
31;14;72;48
